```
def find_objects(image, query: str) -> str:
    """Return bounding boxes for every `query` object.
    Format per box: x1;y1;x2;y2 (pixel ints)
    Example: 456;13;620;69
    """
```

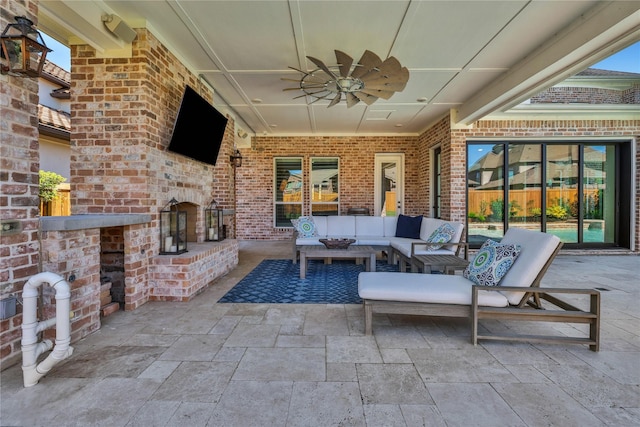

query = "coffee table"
298;245;377;279
410;254;469;275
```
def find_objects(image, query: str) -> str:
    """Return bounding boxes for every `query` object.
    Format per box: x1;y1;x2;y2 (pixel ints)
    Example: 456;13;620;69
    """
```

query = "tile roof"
41;60;70;87
577;68;640;77
38;104;71;132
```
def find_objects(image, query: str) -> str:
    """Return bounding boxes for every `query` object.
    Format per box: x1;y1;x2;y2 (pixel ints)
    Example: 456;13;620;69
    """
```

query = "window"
274;157;302;227
310;157;339;216
467;141;626;249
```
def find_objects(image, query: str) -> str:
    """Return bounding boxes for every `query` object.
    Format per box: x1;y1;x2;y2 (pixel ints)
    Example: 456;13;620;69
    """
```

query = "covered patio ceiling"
38;0;640;136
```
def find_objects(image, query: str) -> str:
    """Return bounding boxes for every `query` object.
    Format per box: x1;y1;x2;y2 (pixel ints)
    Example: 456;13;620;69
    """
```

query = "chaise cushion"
498;228;561;305
463;239;521;287
291;216;318;237
395;214;423;239
424;223;456;251
358;272;509;307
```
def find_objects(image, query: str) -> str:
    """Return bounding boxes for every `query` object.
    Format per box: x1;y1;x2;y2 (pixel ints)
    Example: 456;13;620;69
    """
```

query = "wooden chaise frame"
363;242;601;351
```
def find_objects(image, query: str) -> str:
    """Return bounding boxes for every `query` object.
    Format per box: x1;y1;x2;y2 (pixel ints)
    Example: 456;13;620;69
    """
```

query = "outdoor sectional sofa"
358;227;601;351
291;215;465;264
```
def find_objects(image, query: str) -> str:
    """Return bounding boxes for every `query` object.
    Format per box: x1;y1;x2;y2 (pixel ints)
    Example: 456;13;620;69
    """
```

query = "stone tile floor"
1;240;639;426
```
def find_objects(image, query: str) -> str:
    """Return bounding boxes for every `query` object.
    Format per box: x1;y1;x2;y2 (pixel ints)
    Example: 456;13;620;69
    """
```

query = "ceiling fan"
283;50;409;108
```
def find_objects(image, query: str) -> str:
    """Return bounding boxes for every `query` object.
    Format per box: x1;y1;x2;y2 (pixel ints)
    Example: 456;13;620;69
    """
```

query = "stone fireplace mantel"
40;214;152;231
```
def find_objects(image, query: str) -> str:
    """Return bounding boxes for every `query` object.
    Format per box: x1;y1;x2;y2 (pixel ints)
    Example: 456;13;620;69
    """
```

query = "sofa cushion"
355;236;392;246
358;272;509;307
395;214;423;239
326;216;356;236
419;218;445;240
312;216;328;236
355;216;384;236
291;216;318;237
424;223;456;251
463;239;521;287
383;216;399;237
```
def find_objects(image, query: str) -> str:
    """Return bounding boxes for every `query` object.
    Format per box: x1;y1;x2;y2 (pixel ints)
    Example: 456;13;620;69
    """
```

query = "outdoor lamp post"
160;198;187;254
0;16;51;77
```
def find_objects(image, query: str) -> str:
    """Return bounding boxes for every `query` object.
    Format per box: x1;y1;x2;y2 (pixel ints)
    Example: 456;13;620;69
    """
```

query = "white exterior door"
374;153;404;216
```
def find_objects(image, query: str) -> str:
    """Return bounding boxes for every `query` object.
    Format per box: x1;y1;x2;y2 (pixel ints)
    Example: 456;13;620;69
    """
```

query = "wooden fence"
468;188;598;216
40;187;71;216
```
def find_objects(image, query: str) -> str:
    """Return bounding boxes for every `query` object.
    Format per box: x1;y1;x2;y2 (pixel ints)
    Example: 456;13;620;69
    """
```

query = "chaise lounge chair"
358;228;601;351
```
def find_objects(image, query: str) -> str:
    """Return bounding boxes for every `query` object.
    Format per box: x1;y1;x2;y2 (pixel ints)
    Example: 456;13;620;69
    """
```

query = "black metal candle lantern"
205;199;224;242
160;198;187;254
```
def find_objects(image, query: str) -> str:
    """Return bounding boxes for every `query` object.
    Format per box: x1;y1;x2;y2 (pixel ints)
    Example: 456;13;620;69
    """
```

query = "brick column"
0;0;42;366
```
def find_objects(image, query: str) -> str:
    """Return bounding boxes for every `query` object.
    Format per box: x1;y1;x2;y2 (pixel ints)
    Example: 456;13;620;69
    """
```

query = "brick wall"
235;135;420;240
0;0;42;368
530;87;629;104
70;28;237;307
1;25;239;367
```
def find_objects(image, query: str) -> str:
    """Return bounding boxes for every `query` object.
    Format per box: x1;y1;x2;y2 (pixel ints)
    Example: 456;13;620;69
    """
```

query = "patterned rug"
218;259;399;304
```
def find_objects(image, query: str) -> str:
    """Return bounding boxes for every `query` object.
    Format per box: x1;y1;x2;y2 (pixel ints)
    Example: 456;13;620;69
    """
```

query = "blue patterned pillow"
291;216;318;238
463;239;521;287
425;223;456;251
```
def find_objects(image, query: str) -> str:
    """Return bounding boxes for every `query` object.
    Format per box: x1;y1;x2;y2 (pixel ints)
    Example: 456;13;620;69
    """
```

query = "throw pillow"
291;216;318;238
424;223;456;251
463;239;521;287
395;214;423;239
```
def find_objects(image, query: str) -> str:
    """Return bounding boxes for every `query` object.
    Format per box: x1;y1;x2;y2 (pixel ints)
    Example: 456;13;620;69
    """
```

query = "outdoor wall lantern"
0;16;51;77
205;199;224;242
160;198;187;255
230;149;243;167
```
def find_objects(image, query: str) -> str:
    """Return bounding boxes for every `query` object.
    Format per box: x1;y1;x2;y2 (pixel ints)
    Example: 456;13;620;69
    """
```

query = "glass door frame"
374;153;404;217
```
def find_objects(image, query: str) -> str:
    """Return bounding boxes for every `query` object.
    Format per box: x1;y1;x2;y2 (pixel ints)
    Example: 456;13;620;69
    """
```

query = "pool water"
469;226;605;244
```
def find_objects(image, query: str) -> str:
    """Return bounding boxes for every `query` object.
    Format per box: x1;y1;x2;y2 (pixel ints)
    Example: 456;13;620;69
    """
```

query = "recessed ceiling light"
417;97;428;103
252;98;263;103
269;124;277;128
395;124;403;127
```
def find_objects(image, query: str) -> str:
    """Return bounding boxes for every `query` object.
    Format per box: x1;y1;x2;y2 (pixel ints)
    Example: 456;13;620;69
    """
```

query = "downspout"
21;272;74;387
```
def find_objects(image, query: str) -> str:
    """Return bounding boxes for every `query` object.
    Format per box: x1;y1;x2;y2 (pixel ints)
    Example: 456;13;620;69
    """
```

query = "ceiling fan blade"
361;68;409;87
328;93;342;107
359;88;395;100
353;91;378;105
334;50;353;78
351;50;382;78
346;92;360;108
307;55;338;79
363;81;407;92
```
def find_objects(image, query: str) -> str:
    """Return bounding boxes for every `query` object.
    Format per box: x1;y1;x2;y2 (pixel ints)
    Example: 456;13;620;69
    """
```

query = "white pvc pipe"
21;272;74;387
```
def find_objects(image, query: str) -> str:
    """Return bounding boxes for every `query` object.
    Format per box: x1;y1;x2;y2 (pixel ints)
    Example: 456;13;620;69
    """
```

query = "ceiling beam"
454;1;640;126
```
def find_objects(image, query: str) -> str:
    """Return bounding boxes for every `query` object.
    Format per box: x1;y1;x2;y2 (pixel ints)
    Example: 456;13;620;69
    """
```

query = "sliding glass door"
467;141;626;249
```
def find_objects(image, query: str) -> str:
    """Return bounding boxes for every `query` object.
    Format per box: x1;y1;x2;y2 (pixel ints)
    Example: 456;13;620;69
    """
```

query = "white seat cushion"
355;216;384;236
311;216;328;236
327;216;356;236
358;272;509;307
355;236;391;246
383;217;398;237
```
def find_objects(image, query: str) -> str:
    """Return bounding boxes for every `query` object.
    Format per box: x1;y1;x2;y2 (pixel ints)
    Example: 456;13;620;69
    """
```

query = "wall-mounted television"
168;85;228;166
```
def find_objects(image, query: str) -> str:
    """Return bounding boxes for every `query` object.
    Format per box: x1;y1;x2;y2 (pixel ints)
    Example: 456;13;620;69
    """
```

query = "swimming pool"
468;225;605;244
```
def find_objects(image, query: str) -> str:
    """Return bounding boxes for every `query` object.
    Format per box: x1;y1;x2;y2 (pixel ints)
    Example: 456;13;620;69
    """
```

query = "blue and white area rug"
218;259;399;304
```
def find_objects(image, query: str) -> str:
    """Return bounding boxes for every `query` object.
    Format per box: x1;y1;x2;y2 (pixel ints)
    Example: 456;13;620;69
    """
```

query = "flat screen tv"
168;85;228;166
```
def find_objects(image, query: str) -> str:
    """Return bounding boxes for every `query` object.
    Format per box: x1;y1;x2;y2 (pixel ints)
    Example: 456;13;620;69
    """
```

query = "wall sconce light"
0;16;51;77
230;149;243;167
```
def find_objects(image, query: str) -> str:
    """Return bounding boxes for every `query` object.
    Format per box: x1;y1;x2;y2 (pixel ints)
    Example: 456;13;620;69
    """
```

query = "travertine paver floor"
1;240;639;427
